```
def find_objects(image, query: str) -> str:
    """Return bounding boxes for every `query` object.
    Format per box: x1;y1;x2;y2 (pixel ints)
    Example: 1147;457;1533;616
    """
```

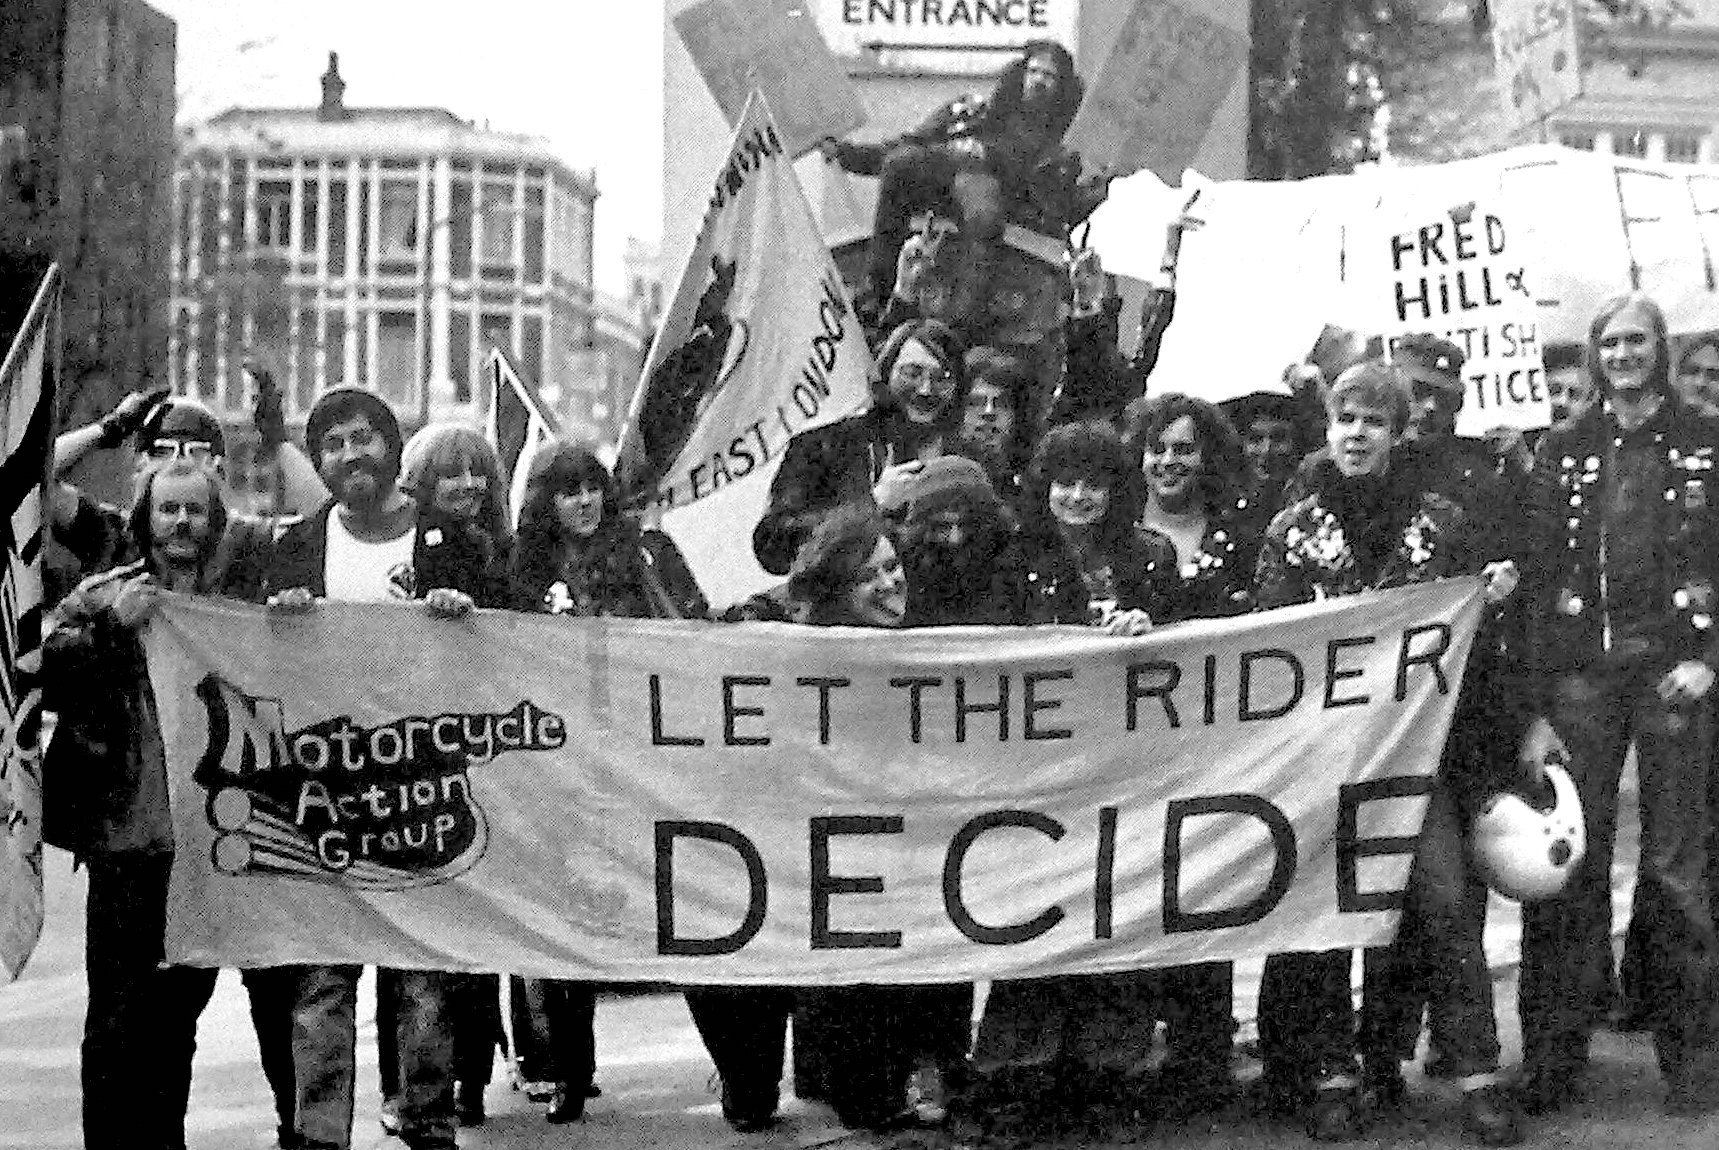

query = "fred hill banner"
147;581;1483;983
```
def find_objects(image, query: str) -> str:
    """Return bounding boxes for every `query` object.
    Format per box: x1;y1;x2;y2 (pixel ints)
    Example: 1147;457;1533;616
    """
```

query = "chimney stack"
319;52;347;121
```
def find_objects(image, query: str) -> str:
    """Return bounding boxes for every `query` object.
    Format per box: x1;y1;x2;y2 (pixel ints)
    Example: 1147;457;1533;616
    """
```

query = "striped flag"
482;343;559;528
0;263;60;982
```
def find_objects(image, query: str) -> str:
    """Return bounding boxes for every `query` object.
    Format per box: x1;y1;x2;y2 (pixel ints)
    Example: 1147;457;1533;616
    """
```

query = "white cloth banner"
1090;145;1719;406
617;93;874;608
149;580;1483;982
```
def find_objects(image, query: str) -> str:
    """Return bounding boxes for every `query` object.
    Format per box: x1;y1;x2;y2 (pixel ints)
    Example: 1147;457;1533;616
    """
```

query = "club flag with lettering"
0;263;59;983
483;343;558;529
149;579;1484;982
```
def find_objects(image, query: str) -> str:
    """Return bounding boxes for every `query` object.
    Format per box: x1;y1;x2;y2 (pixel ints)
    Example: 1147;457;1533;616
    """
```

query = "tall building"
1;0;175;470
1547;1;1719;162
170;53;609;459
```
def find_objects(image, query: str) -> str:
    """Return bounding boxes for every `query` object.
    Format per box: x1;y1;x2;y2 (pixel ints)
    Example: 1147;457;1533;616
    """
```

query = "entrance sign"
150;581;1483;981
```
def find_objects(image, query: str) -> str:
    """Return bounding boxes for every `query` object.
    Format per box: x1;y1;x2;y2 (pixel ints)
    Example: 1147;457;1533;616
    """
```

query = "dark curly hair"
1123;392;1247;513
1023;419;1144;554
512;439;644;613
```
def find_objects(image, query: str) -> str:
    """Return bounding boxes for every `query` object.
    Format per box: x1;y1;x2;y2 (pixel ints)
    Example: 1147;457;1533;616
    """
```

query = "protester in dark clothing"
821;41;1093;304
1328;338;1533;1144
1252;362;1522;1144
787;506;974;1130
1012;420;1161;632
1125;392;1254;624
896;456;1029;626
754;318;969;575
969;422;1158;1134
1117;393;1251;1113
1516;293;1719;1120
39;462;242;1150
1219;390;1310;548
955;345;1036;504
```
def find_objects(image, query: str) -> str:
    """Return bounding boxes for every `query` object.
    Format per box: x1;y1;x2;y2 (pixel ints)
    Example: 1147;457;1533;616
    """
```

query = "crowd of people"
27;33;1719;1150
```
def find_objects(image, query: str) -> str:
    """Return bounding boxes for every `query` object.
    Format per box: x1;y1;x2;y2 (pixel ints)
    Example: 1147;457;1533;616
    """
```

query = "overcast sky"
151;0;664;294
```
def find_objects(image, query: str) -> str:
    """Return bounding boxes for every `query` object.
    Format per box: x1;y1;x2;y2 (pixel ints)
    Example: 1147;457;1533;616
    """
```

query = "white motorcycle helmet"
1472;731;1586;902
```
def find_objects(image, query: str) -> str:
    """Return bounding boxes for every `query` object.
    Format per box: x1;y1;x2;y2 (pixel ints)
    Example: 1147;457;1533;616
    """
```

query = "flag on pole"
615;92;872;606
0;262;60;982
482;343;559;528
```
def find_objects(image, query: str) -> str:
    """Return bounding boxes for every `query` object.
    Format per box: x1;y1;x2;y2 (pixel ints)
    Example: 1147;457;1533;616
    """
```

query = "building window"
327;179;348;276
357;179;372;275
377;312;417;405
1614;129;1650;159
379;182;420;262
1559;131;1596;151
1666;134;1703;164
301;179;320;256
226;161;249;256
449;180;473;279
326;313;347;387
522;314;544;384
524;185;545;283
449;312;472;403
480;183;515;267
257;180;292;250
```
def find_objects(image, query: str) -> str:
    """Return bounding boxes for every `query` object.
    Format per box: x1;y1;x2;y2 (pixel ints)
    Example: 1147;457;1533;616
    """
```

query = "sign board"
1490;0;1581;131
1368;198;1550;434
675;0;867;159
810;0;1081;56
1063;0;1248;181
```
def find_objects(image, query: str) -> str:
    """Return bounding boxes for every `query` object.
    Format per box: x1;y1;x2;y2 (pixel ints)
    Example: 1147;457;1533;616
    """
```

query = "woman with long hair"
506;440;705;1125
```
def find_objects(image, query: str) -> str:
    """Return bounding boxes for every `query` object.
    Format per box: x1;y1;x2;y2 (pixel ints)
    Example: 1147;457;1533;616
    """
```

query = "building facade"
170;54;615;460
1547;6;1719;163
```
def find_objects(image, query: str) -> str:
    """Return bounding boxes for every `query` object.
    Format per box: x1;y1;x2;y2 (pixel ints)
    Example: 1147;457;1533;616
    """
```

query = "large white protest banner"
675;0;867;160
618;94;873;607
1062;0;1247;183
1090;144;1719;408
1362;196;1550;435
1490;0;1581;131
149;580;1481;981
0;264;58;983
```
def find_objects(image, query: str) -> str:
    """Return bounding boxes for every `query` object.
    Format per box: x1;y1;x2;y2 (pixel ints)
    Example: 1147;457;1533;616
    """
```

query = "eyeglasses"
145;438;216;464
894;363;953;387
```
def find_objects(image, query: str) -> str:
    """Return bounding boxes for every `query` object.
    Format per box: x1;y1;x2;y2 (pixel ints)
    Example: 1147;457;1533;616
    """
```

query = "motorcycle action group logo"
194;674;568;890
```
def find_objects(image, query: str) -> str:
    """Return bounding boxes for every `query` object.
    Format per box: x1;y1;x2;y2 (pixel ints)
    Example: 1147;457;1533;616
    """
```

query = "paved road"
5;830;1718;1150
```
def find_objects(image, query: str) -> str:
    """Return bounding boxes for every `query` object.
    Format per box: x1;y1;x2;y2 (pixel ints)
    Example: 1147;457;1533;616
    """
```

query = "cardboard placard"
674;0;867;159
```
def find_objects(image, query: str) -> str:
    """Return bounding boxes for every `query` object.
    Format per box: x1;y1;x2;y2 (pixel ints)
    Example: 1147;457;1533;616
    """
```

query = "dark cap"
138;400;226;457
1394;333;1466;392
304;388;403;476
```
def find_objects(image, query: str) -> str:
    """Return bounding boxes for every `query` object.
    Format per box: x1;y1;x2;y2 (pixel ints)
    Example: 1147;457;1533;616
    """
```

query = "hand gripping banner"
148;580;1483;983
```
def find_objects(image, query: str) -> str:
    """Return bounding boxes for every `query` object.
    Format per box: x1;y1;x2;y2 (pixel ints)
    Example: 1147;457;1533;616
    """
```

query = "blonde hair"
401;422;512;543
